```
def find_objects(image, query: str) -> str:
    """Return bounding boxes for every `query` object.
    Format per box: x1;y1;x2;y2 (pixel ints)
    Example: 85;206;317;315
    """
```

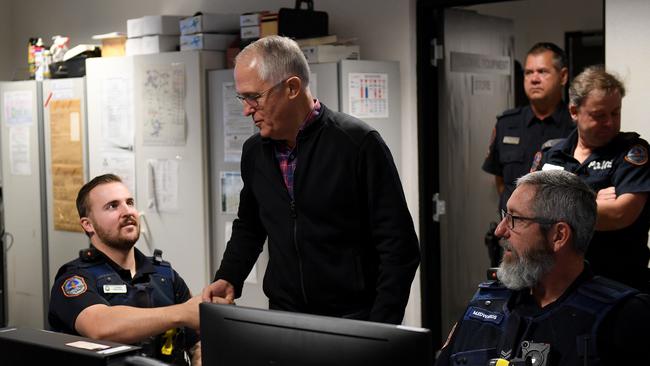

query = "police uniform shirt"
482;104;574;210
48;247;192;335
435;266;650;366
537;130;650;290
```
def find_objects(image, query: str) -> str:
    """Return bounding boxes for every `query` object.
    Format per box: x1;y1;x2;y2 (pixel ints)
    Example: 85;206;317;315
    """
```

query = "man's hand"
181;295;203;330
201;279;235;304
597;186;617;201
190;341;201;366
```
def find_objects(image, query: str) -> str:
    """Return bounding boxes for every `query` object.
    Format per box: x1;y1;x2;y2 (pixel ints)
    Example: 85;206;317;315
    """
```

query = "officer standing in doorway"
482;42;575;265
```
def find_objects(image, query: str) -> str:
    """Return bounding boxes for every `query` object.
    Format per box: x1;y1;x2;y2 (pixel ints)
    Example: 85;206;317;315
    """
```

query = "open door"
437;8;514;337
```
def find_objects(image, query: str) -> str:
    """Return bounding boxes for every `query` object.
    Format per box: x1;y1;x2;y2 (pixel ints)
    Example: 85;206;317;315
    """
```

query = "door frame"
415;0;517;350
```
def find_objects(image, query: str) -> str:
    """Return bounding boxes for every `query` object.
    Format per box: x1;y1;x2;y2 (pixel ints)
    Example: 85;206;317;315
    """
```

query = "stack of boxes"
240;11;278;44
126;15;186;55
179;13;240;51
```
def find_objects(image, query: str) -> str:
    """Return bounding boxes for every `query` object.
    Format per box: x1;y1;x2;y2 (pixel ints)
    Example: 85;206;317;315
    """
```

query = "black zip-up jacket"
215;104;420;324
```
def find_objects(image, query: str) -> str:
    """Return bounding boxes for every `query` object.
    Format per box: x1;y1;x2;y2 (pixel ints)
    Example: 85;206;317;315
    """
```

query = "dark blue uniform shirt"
483;104;574;211
48;246;197;364
538;130;650;290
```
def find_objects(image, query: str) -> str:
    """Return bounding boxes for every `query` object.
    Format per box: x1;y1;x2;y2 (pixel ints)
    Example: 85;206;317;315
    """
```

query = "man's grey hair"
569;66;625;108
235;35;310;88
516;170;596;253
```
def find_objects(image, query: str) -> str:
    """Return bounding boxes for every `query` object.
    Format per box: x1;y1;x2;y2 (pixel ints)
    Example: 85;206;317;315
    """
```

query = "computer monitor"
200;303;433;366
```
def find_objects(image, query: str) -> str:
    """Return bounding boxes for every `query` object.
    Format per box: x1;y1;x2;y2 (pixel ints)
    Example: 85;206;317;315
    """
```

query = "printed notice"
4;90;33;126
221;171;243;214
9;126;31;175
147;159;180;212
66;341;109;350
49;79;75;101
99;148;136;195
49;99;84;232
348;73;389;119
101;77;134;149
222;82;255;163
143;64;186;146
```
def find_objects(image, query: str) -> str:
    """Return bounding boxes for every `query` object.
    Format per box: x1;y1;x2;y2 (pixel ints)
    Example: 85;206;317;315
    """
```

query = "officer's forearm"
75;302;197;344
596;192;648;231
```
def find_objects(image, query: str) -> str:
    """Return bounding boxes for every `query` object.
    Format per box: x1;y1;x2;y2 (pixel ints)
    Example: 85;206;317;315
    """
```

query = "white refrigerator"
207;59;402;309
86;51;224;295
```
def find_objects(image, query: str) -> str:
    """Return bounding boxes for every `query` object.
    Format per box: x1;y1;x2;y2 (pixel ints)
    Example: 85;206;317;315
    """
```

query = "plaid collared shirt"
274;100;321;199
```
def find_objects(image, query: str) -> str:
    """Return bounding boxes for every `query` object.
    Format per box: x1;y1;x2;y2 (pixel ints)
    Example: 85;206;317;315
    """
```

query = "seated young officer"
48;174;226;365
436;170;650;366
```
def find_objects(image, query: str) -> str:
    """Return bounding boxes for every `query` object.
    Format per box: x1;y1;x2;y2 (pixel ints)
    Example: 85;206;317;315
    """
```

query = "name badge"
503;136;520;145
541;163;565;171
466;306;503;325
103;284;127;294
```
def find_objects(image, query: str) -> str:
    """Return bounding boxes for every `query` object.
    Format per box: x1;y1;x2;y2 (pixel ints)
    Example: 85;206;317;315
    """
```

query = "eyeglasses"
235;78;288;108
500;209;555;230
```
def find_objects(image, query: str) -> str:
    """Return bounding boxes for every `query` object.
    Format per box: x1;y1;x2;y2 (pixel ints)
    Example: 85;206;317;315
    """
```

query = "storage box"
127;36;178;55
142;35;179;54
240;12;268;27
127;15;185;37
260;13;278;37
125;37;142;55
180;33;237;51
240;25;260;40
180;13;240;35
301;44;360;63
92;32;126;57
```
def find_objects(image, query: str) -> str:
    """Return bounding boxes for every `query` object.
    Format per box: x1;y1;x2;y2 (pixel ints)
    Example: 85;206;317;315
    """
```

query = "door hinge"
432;193;446;222
431;38;443;67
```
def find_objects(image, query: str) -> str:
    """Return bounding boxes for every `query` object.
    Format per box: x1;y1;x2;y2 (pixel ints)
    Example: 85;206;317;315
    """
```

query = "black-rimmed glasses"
235;78;288;108
500;209;555;230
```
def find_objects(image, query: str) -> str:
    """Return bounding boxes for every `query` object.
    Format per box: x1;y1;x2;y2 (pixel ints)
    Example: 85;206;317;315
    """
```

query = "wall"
605;0;650;139
468;0;603;64
0;0;11;80
3;0;422;325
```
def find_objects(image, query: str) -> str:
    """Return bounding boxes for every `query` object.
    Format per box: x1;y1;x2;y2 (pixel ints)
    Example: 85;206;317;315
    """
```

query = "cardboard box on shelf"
240;11;269;27
92;32;126;57
260;13;278;37
127;35;178;55
240;25;260;40
300;44;360;63
180;13;240;35
180;33;237;51
127;15;185;38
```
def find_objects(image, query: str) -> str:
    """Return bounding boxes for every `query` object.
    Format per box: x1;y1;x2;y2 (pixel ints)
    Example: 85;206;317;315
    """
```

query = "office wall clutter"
3;1;419;332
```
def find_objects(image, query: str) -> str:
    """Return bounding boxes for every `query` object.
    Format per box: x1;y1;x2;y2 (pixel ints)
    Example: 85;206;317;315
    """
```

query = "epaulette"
540;138;564;151
496;107;522;119
79;247;101;262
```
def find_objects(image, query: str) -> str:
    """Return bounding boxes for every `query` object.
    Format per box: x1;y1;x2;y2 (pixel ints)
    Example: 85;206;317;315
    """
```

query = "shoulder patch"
541;138;564;150
62;275;87;297
624;144;648;166
497;107;521;119
530;151;543;172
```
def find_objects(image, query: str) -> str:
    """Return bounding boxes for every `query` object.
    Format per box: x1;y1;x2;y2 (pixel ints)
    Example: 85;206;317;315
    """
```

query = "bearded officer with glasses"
435;170;650;366
201;36;419;325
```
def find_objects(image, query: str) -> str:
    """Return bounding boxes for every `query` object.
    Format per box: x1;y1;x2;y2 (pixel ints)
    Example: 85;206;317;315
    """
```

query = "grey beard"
497;240;555;290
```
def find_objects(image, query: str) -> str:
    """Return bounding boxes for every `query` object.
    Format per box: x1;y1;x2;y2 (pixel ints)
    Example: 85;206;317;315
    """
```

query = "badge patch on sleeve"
62;276;87;297
625;144;648;166
530;151;542;172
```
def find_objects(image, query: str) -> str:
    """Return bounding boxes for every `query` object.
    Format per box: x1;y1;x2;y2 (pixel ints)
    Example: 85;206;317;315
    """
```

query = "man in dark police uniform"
536;66;650;291
436;170;650;366
48;174;222;365
483;42;574;212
